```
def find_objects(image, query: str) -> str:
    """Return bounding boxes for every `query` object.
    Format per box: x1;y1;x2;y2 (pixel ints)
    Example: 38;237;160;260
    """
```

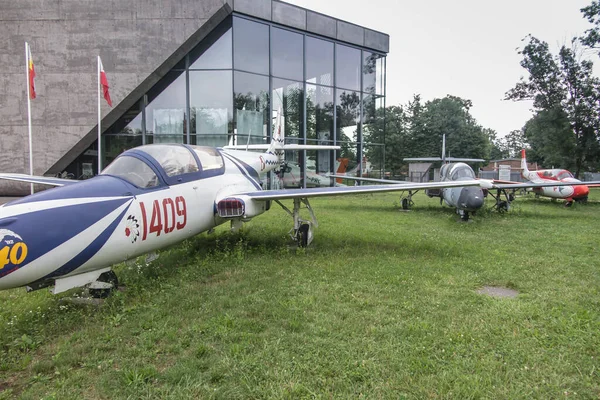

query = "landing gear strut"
88;270;118;299
400;191;415;210
489;188;512;213
275;197;318;247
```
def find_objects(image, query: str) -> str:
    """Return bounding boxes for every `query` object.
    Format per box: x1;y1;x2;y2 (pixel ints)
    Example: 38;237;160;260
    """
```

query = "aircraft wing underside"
238;180;480;201
0;173;79;187
491;180;600;190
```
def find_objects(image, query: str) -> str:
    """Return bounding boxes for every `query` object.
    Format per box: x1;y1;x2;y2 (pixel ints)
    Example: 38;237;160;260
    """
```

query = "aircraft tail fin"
520;149;529;178
267;106;285;161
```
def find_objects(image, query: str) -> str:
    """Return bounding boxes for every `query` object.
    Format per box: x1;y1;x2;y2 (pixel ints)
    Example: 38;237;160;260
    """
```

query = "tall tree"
505;35;600;176
580;1;600;53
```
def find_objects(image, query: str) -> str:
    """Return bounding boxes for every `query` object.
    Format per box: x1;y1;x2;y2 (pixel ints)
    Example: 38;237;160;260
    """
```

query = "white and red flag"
98;57;112;107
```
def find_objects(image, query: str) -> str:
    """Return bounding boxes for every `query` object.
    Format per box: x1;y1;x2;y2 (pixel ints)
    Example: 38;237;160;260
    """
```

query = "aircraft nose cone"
458;186;485;211
573;184;589;199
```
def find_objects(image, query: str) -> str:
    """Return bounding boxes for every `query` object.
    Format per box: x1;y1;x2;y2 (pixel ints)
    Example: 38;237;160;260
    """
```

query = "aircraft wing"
328;175;412;184
0;173;80;187
484;180;600;190
238;180;480;201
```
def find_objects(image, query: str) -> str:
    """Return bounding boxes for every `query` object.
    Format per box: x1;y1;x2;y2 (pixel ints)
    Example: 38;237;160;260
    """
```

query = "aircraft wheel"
89;270;119;299
460;212;470;222
297;223;310;248
564;201;574;207
498;201;509;213
402;198;409;210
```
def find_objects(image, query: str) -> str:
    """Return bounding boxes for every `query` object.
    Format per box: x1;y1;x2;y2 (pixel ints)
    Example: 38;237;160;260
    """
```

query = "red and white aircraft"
0;115;480;297
516;149;592;205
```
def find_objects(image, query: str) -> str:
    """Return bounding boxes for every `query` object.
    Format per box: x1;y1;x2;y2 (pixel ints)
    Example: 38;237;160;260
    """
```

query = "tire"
297;223;310;248
402;198;409;210
89;270;119;299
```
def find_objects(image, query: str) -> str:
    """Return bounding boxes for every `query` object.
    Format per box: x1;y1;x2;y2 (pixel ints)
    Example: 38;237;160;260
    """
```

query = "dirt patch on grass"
477;286;519;298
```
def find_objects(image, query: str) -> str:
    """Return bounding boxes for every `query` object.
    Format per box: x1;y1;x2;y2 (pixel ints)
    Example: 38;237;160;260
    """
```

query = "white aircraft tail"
520;149;530;178
267;106;285;162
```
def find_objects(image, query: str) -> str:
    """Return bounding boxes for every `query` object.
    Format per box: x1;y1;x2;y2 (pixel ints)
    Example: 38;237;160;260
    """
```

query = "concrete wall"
0;0;229;194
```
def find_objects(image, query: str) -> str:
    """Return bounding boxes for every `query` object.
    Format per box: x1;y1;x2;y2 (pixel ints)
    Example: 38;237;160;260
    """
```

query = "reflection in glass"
272;78;303;142
335;44;361;91
103;134;144;174
233;17;269;75
234;71;269;145
189;70;233;147
336;89;360;171
306;37;333;86
363;52;385;95
145;72;186;144
271;27;303;80
189;22;232;70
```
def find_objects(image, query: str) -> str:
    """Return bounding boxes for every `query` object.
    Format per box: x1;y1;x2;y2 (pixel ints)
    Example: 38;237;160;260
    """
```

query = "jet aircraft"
331;137;600;220
0;121;481;297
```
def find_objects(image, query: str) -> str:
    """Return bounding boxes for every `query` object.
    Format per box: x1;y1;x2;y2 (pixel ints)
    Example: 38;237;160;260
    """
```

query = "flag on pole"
27;44;36;100
99;58;112;107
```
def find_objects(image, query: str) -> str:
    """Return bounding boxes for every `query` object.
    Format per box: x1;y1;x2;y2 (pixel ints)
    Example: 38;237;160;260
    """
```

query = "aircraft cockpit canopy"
450;164;475;180
556;170;574;180
141;145;199;177
102;155;160;188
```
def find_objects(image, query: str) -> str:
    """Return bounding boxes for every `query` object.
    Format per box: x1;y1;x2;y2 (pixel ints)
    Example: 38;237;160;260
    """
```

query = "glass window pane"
362;95;385;177
271;27;303;80
189;70;233;147
272;78;304;142
141;144;199;177
363;52;385;95
233;17;269;75
336;89;360;171
306;84;333;142
145;71;186;144
336;44;361;91
306;37;333;86
189;20;232;70
234;71;269;145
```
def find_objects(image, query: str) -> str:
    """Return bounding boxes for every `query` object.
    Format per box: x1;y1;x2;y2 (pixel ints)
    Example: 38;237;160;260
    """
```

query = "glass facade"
68;14;386;187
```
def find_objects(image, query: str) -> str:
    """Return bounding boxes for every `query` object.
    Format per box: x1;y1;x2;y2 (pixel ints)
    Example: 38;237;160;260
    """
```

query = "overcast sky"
289;0;596;138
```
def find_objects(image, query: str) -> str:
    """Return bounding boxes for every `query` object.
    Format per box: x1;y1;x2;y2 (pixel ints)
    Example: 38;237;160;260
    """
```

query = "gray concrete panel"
0;0;60;20
364;28;390;53
337;20;364;47
272;1;306;31
306;11;336;39
233;0;271;21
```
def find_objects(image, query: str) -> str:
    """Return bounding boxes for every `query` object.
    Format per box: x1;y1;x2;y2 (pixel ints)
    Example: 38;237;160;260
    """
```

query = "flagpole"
97;56;101;174
25;42;34;195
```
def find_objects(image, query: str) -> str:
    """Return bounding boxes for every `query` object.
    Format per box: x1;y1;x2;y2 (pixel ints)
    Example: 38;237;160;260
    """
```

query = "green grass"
1;191;600;399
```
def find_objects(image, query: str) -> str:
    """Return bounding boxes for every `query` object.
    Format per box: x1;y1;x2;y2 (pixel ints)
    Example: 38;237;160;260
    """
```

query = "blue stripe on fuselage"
40;202;131;281
0;197;131;275
222;153;262;190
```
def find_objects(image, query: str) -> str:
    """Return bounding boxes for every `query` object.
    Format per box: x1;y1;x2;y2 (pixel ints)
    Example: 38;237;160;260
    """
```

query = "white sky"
288;0;596;137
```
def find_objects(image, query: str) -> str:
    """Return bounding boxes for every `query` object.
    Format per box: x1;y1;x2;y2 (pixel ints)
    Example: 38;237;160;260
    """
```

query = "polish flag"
27;44;36;99
99;58;112;107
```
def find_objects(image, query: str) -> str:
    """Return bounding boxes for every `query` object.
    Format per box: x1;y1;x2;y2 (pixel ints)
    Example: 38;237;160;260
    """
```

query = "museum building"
0;0;388;194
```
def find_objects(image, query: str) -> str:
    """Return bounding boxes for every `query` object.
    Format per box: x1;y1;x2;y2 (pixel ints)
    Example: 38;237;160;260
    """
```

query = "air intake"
217;198;245;218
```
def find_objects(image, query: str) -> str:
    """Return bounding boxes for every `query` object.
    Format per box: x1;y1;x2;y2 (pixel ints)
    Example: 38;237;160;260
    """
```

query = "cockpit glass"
557;170;573;180
140;145;200;177
190;146;224;171
451;166;475;180
102;156;160;188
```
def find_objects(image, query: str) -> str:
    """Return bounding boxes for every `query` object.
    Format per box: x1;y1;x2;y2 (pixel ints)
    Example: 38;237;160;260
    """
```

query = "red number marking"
149;200;163;237
163;198;176;234
139;201;148;240
175;196;187;230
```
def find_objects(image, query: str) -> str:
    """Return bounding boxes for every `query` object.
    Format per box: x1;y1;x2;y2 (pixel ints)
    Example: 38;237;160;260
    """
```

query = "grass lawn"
1;190;599;399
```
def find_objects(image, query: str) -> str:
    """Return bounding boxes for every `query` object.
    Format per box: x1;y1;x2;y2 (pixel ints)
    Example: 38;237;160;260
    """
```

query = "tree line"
374;2;600;178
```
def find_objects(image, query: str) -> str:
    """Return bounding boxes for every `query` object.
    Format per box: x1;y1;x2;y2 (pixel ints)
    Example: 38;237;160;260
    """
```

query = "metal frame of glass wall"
68;14;386;186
